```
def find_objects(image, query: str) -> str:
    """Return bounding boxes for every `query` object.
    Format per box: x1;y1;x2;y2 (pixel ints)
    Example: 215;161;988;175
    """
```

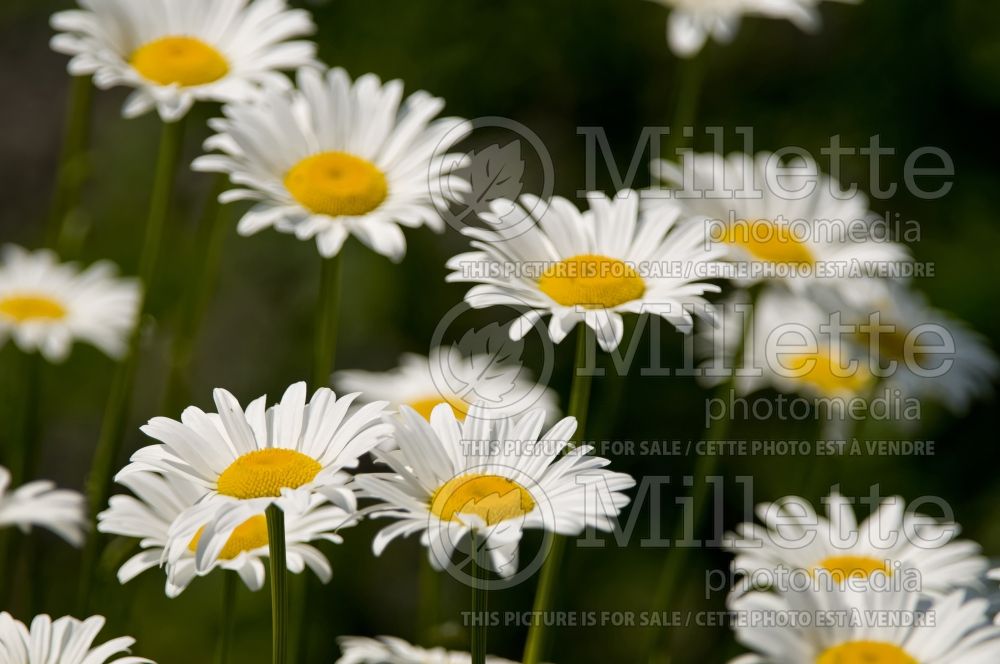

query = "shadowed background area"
1;0;998;662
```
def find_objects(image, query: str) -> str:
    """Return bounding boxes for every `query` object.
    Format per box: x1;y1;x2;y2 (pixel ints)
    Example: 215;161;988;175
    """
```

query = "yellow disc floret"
0;294;67;323
284;151;389;217
816;641;917;664
430;474;535;526
720;219;815;266
217;449;322;499
538;254;645;308
782;347;873;397
406;395;470;421
131;36;229;87
187;515;269;560
814;555;892;583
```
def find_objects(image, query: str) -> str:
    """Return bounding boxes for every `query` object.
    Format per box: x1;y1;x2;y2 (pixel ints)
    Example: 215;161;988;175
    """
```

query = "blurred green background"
1;0;999;661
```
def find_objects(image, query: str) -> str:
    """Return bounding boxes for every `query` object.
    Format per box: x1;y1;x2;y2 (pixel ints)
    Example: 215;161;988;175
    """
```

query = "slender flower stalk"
164;173;231;413
216;572;238;664
10;351;42;486
662;49;706;162
471;534;488;664
313;254;342;389
79;117;186;610
266;504;289;664
522;327;594;664
45;75;94;254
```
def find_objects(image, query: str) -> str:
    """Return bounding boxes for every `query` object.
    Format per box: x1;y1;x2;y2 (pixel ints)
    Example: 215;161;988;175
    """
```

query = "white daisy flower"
729;584;1000;663
97;470;355;597
833;283;998;416
336;635;521;664
116;381;389;560
699;288;875;399
0;465;87;547
49;0;317;122
0;245;140;362
651;152;908;296
649;0;856;58
0;612;152;663
355;403;635;578
446;190;725;353
333;344;559;423
192;66;471;261
727;491;987;598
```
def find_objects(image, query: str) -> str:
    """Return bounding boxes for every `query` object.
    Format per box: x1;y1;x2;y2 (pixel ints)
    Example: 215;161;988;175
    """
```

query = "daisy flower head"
651;152;908;296
117;382;389;551
0;612;152;663
192;66;472;261
49;0;317;122
699;288;875;400
729;584;1000;664
336;635;521;664
333;343;559;423
98;470;356;597
446;190;725;353
727;490;987;598
0;465;87;546
356;403;635;581
649;0;857;58
0;245;140;362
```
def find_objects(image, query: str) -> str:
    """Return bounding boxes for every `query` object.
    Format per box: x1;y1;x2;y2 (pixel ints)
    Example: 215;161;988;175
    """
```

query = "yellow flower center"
187;515;268;560
814;555;892;583
816;641;916;664
720;219;815;266
430;474;536;526
130;36;229;87
217;449;321;499
855;328;925;365
284;151;389;217
407;395;469;421
537;254;646;308
782;347;873;396
0;294;67;322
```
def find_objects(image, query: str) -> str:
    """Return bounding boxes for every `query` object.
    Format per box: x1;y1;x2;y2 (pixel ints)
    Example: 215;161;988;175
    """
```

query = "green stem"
266;504;288;664
662;49;706;159
164;173;230;413
471;534;488;664
11;351;42;486
418;554;441;646
522;326;593;664
78;117;186;612
46;75;94;253
216;572;238;664
312;254;343;390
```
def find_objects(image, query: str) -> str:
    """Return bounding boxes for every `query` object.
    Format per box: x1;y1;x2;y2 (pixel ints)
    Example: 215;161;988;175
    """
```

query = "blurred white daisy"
834;284;998;416
699;288;874;399
117;382;389;557
0;612;151;663
98;470;355;597
336;635;521;664
192;67;471;261
0;245;140;362
727;490;987;597
649;0;856;58
446;190;724;352
49;0;317;122
729;584;1000;663
334;344;559;423
0;465;87;546
355;403;634;577
652;152;908;296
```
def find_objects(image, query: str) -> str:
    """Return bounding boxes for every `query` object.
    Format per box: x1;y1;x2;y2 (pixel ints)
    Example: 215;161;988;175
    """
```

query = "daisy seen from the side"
0;465;87;547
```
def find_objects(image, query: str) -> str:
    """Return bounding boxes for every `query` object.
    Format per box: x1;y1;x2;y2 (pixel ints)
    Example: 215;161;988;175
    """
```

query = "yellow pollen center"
430;474;535;526
782;347;873;396
284;151;388;217
130;36;229;87
816;641;917;664
537;254;645;308
720;219;815;266
814;555;892;583
187;515;268;560
406;395;470;421
0;294;67;322
217;449;321;499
